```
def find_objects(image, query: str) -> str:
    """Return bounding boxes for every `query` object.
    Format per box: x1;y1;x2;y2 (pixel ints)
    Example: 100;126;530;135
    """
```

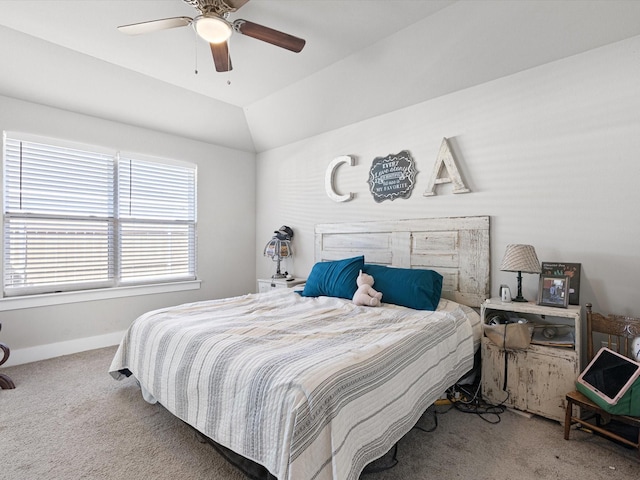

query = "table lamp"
263;226;293;279
499;244;541;302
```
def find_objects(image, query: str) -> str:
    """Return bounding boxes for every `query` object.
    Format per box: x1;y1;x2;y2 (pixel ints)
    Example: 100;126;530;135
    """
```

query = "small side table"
0;323;16;389
257;277;306;293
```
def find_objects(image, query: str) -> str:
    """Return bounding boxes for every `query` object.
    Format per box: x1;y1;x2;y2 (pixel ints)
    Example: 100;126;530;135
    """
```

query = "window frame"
1;132;200;309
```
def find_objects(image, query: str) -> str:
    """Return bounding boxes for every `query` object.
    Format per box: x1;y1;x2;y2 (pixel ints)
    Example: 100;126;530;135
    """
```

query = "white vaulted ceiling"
1;0;640;153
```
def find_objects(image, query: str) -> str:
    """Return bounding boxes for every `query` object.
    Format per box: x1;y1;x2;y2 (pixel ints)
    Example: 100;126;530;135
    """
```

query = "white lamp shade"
500;244;541;273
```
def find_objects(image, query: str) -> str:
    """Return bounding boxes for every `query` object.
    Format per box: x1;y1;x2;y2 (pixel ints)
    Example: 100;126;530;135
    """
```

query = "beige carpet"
0;346;637;480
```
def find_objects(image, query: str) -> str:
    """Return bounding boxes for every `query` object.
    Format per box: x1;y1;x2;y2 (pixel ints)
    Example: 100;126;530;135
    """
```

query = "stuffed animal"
352;269;383;307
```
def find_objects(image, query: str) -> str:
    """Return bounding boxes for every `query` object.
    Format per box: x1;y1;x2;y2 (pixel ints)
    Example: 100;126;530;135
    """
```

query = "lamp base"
271;256;287;280
511;271;529;302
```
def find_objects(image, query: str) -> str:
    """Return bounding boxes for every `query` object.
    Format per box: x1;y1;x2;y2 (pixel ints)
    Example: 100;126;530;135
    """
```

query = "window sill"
0;280;201;311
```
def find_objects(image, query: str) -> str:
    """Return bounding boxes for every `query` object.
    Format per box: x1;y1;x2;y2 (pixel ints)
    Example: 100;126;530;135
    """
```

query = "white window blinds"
118;157;196;283
3;135;197;297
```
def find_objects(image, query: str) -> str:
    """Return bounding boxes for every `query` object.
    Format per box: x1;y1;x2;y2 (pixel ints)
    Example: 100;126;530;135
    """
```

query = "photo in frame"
541;262;581;305
537;274;570;308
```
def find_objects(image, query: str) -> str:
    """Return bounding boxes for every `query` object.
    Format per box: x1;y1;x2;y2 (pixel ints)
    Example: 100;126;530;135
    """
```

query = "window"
2;133;197;298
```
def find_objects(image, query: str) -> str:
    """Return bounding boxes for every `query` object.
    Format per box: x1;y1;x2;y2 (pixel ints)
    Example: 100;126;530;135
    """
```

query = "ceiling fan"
117;0;306;73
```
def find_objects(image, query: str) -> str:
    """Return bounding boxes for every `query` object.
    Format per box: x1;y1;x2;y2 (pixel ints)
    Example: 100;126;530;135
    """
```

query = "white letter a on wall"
423;138;470;196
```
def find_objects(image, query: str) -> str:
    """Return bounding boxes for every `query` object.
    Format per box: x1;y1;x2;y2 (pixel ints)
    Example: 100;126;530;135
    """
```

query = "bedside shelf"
481;298;582;422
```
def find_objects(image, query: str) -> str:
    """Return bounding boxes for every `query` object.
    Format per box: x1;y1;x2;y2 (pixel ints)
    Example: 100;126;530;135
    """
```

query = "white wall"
0;95;256;364
255;35;640;317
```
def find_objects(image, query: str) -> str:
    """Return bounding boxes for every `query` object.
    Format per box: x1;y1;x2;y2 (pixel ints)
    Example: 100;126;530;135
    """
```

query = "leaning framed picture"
537;274;570;308
540;262;581;305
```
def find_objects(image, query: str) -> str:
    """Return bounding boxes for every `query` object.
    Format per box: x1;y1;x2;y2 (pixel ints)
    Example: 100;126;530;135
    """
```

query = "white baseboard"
3;330;126;367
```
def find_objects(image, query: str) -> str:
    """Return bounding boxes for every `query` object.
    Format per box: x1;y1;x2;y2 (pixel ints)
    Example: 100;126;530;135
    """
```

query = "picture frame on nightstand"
540;262;581;305
537;274;570;308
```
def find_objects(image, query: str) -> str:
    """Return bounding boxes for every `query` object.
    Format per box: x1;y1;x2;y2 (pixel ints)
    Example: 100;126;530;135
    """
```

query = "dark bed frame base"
192;426;278;480
188;423;399;479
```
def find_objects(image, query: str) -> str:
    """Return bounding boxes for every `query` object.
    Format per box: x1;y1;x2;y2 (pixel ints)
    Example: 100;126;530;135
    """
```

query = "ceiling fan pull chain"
227;38;231;85
194;31;199;74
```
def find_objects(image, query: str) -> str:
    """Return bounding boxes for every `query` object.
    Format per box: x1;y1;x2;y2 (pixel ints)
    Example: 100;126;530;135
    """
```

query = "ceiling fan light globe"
194;15;232;44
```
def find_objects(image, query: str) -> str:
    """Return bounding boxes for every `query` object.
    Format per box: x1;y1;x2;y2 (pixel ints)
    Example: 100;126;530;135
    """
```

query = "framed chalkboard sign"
367;150;417;203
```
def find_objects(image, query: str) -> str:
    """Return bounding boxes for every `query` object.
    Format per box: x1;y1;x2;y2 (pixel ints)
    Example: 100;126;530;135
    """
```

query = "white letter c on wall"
325;155;355;202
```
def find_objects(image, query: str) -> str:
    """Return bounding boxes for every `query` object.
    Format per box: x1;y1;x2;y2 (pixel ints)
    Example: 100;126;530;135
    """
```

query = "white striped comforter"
109;289;480;480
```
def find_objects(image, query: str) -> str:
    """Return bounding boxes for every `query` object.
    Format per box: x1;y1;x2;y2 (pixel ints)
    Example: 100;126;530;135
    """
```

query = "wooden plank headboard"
315;216;490;308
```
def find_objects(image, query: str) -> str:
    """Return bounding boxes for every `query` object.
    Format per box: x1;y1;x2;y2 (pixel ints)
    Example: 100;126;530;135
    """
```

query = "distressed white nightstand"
257;278;306;293
480;298;582;422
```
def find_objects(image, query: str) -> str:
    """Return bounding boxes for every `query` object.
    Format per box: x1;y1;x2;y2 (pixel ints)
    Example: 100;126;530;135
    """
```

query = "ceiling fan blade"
210;42;232;72
233;19;305;53
117;17;192;36
225;0;250;10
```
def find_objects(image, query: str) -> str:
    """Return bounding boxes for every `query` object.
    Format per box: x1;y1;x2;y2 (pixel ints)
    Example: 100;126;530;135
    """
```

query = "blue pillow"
300;255;364;300
362;264;443;311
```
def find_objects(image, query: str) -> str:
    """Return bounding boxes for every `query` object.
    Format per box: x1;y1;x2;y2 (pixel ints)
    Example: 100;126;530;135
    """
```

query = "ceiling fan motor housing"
183;0;237;17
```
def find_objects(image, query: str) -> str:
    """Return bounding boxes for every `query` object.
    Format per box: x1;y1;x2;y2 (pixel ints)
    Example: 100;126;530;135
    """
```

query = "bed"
109;216;490;480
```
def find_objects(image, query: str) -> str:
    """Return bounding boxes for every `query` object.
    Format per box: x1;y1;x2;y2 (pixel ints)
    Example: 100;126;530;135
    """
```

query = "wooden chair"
564;303;640;456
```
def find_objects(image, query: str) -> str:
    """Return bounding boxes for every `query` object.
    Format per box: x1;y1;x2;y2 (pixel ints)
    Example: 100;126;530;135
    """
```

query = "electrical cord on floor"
445;382;508;424
362;364;527;476
362;380;510;475
413;404;442;433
